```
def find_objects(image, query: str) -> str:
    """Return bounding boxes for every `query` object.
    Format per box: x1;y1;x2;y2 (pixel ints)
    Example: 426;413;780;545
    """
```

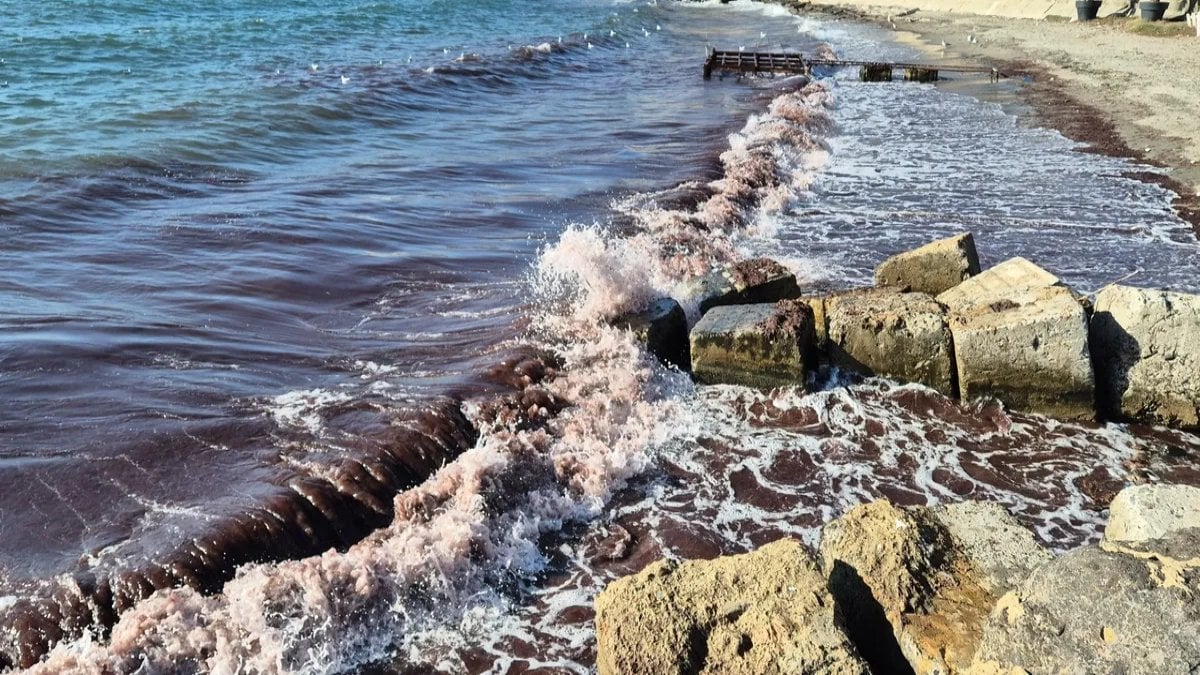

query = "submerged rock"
612;297;691;371
1090;284;1200;429
875;233;981;296
825;290;955;396
594;539;869;675
694;258;802;315
819;500;1049;675
690;300;814;389
949;284;1095;421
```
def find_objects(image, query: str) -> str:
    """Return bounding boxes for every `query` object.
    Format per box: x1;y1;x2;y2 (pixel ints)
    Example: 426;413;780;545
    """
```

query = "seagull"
940;40;948;50
340;74;350;84
584;32;588;39
643;28;650;36
310;63;319;72
760;30;766;39
968;33;977;43
558;36;563;44
626;41;630;48
656;24;662;30
587;42;593;49
739;45;745;51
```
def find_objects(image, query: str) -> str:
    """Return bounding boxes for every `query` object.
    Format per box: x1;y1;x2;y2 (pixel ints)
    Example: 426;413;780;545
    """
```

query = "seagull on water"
656;23;661;30
610;30;616;36
587;42;593;49
340;74;350;84
310;63;319;72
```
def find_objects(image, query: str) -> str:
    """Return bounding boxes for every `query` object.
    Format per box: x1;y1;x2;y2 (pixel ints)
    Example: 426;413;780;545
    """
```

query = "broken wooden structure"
702;49;1003;83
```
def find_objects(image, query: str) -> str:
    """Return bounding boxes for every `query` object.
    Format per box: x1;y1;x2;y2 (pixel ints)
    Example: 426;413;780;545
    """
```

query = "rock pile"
594;484;1200;675
614;232;1200;430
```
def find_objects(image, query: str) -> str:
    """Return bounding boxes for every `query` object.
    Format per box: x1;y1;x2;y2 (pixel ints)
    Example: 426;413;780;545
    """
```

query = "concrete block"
826;290;955;396
875;232;981;296
694;258;802;315
612;298;690;371
950;285;1095;420
1090;284;1200;428
936;256;1064;315
690;300;814;389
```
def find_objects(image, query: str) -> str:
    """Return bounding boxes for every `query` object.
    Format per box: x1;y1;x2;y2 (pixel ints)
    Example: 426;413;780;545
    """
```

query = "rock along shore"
616;232;1200;429
594;484;1200;674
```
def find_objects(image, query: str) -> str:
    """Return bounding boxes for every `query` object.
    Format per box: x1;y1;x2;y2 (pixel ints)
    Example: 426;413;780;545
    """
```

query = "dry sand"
785;0;1200;228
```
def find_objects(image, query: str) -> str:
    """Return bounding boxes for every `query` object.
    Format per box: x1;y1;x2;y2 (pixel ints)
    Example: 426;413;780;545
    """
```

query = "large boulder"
690;300;814;389
819;500;1050;675
694;258;803;314
949;285;1095;420
825;290;955;396
875;233;981;296
1090;284;1200;428
936;256;1066;315
612;297;691;371
969;485;1200;674
968;541;1200;675
1104;483;1200;545
594;539;869;675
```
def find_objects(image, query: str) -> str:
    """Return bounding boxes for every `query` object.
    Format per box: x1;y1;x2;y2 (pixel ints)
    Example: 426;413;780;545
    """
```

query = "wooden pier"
702;49;1004;83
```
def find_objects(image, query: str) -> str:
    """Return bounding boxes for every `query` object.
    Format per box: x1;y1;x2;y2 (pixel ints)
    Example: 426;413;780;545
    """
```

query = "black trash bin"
1076;0;1102;21
1140;1;1169;20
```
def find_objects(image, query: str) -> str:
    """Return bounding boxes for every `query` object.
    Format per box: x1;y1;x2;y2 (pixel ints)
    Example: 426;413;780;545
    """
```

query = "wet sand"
788;0;1200;231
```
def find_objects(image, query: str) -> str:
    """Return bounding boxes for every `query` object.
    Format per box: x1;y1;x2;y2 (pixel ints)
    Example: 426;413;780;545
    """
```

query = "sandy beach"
787;0;1200;228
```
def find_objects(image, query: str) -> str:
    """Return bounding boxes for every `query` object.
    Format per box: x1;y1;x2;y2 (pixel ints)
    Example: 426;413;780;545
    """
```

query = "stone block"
612;297;690;371
594;539;869;675
819;500;1049;675
875;232;981;295
1104;484;1200;545
694;258;802;315
826;290;955;396
1090;284;1200;428
949;285;1095;420
936;256;1064;315
690;300;814;389
970;542;1200;675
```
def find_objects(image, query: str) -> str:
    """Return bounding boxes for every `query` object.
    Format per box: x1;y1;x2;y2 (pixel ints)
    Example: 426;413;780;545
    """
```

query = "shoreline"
778;0;1200;233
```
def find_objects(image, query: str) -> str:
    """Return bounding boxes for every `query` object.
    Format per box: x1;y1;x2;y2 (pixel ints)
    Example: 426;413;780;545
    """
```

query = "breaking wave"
8;76;837;673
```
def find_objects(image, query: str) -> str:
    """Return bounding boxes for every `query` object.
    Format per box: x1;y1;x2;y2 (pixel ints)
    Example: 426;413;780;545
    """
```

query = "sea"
1;0;1198;672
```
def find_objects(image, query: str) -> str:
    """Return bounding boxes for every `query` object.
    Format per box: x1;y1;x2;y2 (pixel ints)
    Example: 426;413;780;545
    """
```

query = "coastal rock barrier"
594;484;1200;674
616;232;1200;430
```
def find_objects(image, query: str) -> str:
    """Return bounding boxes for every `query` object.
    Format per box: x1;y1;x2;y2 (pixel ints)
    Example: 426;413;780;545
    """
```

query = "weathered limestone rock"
690;300;814;389
875;233;981;295
825;290;955;396
949;285;1095;420
968;540;1200;675
1090;284;1200;428
594;539;869;675
1104;483;1200;545
820;500;1049;675
936;256;1064;315
612;297;690;371
694;258;802;314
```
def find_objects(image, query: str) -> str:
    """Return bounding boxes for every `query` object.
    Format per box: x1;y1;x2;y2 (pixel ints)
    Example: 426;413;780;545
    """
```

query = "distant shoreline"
763;0;1200;234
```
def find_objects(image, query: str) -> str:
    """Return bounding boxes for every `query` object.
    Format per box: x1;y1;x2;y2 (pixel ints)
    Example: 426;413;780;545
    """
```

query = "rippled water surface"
1;0;1199;672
